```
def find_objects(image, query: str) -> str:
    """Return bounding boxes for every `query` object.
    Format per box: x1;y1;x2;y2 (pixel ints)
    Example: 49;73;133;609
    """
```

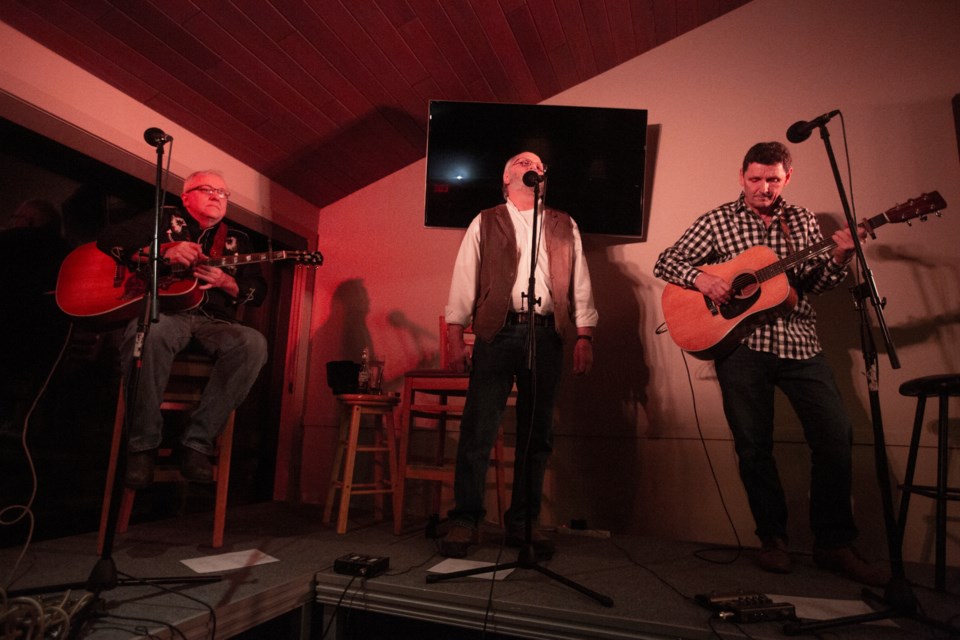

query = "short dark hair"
742;142;792;172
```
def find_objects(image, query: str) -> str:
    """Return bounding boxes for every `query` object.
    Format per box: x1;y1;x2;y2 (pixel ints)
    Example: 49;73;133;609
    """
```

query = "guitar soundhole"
720;273;761;320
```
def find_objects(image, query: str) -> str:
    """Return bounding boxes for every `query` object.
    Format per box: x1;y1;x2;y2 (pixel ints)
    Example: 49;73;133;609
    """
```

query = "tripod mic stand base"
782;577;960;637
7;557;222;598
425;552;614;608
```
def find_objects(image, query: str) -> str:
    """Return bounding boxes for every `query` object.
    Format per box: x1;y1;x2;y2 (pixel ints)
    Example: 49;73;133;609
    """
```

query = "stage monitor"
424;100;647;238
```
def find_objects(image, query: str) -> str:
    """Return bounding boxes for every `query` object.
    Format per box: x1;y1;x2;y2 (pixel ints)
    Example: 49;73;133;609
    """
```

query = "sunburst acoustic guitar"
55;242;322;325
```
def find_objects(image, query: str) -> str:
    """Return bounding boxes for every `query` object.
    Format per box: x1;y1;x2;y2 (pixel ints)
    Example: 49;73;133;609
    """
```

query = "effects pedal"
334;553;389;578
695;590;795;623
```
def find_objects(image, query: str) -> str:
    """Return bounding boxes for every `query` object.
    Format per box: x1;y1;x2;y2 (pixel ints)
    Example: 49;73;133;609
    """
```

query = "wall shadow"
550;237;647;531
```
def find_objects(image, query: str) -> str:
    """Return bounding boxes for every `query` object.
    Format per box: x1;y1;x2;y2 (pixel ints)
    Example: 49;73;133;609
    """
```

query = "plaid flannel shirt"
653;194;849;359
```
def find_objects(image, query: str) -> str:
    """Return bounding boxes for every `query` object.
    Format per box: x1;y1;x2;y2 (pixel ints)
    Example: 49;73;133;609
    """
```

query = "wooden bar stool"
896;373;960;591
324;393;400;534
98;354;235;552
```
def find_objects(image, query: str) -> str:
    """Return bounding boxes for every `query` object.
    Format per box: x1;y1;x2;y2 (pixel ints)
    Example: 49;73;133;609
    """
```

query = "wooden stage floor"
2;501;958;639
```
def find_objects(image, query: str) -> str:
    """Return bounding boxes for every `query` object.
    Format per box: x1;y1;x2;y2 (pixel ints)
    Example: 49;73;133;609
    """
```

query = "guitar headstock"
292;251;324;267
884;191;947;224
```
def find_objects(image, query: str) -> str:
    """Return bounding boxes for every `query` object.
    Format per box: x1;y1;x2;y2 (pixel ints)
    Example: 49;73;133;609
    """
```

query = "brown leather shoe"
180;447;214;483
757;537;792;574
814;546;890;586
440;523;479;558
124;450;156;489
505;527;556;559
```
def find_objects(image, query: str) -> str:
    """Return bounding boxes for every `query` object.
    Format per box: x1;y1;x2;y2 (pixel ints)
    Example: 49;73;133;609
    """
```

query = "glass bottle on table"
357;347;370;393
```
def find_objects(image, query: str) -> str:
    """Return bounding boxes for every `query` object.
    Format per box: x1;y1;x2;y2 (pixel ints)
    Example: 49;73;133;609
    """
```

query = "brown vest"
472;204;576;342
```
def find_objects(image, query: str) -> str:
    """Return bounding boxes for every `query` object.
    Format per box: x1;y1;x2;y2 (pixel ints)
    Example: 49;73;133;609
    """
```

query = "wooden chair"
324;393;400;534
97;354;235;552
392;316;507;534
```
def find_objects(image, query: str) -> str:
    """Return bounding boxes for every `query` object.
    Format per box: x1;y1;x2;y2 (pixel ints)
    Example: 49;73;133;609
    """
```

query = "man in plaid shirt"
654;142;887;586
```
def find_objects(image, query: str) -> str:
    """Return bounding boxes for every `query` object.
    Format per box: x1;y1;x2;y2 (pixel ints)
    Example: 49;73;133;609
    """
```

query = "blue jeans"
714;345;858;548
119;311;268;454
449;323;563;530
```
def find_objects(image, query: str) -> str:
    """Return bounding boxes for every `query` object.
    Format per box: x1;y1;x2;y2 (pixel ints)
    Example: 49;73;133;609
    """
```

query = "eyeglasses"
186;185;230;200
512;158;546;172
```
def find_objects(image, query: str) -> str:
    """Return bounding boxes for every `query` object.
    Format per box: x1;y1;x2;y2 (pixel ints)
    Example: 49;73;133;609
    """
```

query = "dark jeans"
120;311;268;455
449;322;563;530
714;345;858;548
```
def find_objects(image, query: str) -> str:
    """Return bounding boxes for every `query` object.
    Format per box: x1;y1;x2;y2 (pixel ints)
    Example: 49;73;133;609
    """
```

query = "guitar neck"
756;212;886;282
205;250;297;268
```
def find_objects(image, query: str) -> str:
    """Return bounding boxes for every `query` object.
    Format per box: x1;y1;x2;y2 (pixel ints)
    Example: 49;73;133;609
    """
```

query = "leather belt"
506;311;555;327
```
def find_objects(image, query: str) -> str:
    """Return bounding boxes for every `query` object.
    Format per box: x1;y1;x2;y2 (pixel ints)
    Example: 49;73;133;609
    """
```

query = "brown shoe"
814;546;890;586
505;527;556;559
440;523;479;558
124;450;156;488
757;537;792;574
180;447;214;483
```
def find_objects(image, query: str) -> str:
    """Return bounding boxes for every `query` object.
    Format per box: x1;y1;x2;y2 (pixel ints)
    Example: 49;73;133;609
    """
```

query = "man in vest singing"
441;151;598;559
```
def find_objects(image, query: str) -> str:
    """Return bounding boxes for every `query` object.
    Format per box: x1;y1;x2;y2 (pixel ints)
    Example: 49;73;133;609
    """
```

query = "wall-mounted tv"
424;100;647;238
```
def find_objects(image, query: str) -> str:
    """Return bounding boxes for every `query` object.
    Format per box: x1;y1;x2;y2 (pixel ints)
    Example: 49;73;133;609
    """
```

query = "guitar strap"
777;214;797;256
208;222;228;259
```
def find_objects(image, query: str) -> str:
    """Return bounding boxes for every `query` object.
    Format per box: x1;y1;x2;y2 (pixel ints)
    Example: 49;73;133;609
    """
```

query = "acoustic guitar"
660;192;946;360
55;242;322;325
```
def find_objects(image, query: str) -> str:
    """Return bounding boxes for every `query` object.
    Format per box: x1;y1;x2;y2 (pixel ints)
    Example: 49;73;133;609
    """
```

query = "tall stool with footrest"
896;373;960;591
98;353;235;552
324;393;400;534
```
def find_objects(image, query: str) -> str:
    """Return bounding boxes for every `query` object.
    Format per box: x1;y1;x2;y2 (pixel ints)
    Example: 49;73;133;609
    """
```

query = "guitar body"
55;242;202;324
55;242;323;325
661;245;798;360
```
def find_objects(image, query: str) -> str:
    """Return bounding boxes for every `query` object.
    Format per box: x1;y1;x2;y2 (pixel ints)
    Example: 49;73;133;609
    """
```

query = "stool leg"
323;413;350;525
897;397;926;542
427;410;447;518
212;414;235;549
98;389;126;555
935;393;949;591
336;405;363;534
394;398;410;535
373;416;385;521
494;429;506;526
384;407;399;524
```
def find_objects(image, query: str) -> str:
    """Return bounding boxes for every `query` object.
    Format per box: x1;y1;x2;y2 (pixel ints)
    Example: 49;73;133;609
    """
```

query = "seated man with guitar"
653;142;887;586
96;170;268;488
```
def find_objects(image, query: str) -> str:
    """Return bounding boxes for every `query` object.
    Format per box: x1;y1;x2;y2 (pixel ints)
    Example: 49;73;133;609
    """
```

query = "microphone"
143;127;173;146
522;170;545;186
786;110;840;143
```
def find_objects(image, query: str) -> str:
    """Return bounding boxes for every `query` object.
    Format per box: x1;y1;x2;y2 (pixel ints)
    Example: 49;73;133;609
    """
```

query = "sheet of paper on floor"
181;549;279;573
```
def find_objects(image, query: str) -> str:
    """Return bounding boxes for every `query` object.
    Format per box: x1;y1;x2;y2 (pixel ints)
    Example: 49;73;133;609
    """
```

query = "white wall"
309;0;960;565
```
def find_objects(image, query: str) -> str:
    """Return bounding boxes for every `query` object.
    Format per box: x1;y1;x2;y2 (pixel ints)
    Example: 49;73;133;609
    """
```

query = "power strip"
334;553;389;578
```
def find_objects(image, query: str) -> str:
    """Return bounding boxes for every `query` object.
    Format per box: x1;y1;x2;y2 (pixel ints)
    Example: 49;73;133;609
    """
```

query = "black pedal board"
695;590;795;623
334;553;389;578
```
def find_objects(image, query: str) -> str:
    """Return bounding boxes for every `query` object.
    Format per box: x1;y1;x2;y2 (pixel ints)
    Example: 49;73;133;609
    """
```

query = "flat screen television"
423;100;647;237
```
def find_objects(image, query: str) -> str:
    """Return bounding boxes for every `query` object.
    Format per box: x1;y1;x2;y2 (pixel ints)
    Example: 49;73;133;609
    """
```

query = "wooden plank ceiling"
1;0;749;211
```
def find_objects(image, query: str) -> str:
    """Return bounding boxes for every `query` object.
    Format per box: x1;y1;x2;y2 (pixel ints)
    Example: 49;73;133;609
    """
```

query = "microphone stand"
7;136;220;637
427;180;613;608
782;123;957;636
